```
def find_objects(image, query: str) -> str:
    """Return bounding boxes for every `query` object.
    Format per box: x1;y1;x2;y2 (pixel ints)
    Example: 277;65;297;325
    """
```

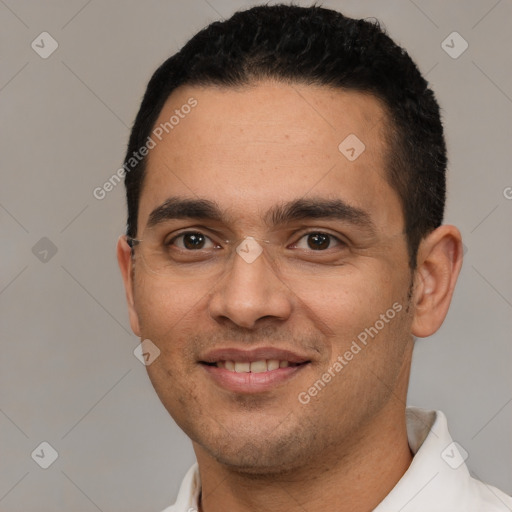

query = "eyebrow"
146;196;376;234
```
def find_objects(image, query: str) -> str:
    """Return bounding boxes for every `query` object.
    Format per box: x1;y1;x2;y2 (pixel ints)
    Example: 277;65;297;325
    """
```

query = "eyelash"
167;230;347;251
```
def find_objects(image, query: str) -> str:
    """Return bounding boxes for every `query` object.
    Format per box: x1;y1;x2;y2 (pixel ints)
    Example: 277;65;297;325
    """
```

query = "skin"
117;81;463;512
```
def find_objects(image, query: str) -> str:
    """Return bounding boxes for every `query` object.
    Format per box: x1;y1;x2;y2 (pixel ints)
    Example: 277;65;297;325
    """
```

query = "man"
117;4;511;511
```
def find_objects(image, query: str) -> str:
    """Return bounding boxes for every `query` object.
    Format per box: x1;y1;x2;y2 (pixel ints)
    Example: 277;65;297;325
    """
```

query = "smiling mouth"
201;360;310;372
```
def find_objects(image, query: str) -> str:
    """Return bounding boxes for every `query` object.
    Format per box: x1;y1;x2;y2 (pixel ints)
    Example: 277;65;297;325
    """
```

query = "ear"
411;225;463;338
116;235;141;337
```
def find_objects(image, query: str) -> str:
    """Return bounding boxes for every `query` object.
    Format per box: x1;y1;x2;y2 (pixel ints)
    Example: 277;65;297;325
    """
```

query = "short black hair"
123;3;446;269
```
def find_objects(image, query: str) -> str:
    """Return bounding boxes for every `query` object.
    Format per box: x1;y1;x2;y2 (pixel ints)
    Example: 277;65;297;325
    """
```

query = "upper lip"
199;347;312;364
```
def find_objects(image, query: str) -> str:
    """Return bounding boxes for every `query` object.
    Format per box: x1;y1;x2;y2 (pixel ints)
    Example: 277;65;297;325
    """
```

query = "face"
121;81;418;474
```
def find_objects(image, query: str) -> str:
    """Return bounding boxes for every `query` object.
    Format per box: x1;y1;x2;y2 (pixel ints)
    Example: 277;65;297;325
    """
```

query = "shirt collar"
375;406;510;511
165;406;511;512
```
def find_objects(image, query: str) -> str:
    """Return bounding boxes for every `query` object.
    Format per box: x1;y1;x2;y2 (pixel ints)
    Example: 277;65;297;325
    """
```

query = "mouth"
199;348;312;393
201;359;307;372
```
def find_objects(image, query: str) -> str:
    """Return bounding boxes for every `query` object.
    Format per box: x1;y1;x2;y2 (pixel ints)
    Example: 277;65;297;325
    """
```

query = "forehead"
138;81;402;234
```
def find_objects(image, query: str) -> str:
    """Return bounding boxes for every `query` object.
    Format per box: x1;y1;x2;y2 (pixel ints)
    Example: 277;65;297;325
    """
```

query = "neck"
195;404;413;512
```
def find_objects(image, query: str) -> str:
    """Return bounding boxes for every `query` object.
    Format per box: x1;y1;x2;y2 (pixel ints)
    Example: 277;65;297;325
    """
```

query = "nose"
207;241;293;329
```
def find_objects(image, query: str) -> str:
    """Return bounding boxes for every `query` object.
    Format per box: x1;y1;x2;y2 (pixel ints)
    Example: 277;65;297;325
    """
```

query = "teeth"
234;362;250;373
215;359;296;372
267;359;280;371
250;360;267;373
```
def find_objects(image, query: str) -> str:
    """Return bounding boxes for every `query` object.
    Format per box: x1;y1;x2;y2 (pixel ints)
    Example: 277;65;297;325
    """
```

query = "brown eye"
183;233;206;249
306;233;331;250
294;232;343;251
171;232;215;250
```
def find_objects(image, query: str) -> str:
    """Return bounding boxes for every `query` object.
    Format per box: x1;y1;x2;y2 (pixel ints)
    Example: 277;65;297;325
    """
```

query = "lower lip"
200;363;308;393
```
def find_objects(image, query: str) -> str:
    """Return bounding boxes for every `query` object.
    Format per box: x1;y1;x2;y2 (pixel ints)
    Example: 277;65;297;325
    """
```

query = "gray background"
1;0;511;510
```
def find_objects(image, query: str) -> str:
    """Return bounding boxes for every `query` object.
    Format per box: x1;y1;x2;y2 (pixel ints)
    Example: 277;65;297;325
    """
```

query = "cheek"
134;277;207;427
286;263;398;339
133;274;207;342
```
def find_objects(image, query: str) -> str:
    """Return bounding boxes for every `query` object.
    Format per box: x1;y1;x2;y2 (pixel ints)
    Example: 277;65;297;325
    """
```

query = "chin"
212;450;301;477
198;428;312;477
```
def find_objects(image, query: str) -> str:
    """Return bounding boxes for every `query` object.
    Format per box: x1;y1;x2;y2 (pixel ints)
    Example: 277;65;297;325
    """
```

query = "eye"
168;231;219;251
292;232;344;251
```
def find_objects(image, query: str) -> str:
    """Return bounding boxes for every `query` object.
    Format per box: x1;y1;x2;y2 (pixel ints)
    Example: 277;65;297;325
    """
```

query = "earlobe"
411;225;463;338
116;235;141;337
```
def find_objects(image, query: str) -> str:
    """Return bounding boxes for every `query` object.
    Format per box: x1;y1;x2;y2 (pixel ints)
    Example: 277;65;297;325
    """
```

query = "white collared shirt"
161;406;512;511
